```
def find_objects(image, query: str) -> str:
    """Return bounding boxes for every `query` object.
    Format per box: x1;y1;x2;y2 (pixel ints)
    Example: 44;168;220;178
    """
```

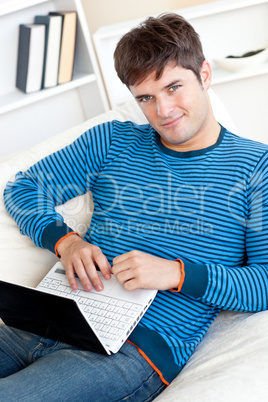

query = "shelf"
94;0;268;41
0;73;97;115
0;0;49;16
94;0;268;109
178;0;268;20
212;60;268;86
0;0;108;157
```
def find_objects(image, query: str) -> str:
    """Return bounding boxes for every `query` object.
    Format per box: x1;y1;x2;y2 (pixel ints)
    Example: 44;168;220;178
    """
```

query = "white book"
16;24;46;93
49;11;77;84
34;15;62;88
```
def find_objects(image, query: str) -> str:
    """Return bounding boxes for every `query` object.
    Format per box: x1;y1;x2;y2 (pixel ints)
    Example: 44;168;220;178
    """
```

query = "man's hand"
57;234;111;292
112;250;181;291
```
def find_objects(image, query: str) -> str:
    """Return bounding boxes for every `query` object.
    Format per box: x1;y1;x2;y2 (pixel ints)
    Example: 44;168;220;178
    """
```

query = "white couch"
1;95;268;401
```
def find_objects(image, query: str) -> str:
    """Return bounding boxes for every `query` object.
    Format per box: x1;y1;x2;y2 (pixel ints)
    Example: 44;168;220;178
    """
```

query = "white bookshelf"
0;0;109;157
93;0;268;142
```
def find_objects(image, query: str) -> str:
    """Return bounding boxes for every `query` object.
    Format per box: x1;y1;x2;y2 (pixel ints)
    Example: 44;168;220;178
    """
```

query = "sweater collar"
154;124;226;158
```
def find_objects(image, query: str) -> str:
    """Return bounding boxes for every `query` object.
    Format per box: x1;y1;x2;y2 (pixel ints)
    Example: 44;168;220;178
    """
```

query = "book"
16;24;46;93
49;11;77;84
34;14;62;89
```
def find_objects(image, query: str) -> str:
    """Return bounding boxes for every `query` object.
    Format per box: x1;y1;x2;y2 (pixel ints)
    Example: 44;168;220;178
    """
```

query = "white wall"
81;0;214;34
85;0;268;142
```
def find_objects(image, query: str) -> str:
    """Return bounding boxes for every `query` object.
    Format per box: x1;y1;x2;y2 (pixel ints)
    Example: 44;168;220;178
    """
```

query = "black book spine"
16;25;31;93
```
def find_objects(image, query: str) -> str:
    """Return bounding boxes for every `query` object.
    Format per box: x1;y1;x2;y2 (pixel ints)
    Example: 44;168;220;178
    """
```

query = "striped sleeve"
181;151;268;312
3;122;113;252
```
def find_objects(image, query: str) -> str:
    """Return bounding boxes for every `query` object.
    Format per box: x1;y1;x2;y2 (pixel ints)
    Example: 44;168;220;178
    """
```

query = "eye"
139;95;153;103
169;85;180;92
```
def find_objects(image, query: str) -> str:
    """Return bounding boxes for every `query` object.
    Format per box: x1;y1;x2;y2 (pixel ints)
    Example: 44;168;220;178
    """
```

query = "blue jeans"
0;324;165;401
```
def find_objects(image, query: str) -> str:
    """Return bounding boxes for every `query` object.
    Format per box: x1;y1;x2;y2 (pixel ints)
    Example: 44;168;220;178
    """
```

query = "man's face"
130;62;215;152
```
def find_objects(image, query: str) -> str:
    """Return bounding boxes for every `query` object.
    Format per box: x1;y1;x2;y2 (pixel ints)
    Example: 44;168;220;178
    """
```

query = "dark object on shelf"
226;48;265;59
16;24;46;93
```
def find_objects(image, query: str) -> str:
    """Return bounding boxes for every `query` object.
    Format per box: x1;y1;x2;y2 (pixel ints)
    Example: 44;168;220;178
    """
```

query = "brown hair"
114;13;205;87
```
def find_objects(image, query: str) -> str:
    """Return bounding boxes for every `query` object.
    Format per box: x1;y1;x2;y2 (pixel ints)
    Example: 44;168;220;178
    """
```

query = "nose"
156;96;174;119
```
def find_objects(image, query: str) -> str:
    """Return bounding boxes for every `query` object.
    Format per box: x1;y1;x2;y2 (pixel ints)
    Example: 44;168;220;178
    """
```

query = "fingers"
65;262;80;291
66;259;98;292
65;254;111;292
112;250;181;291
81;251;111;292
113;250;134;266
59;236;111;292
94;251;112;281
112;250;141;290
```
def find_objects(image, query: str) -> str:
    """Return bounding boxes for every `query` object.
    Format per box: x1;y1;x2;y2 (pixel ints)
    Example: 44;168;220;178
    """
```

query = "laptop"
0;262;157;355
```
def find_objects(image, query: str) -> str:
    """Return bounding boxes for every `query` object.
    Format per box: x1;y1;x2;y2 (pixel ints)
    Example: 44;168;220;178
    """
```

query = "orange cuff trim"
54;232;80;258
170;258;185;293
127;340;169;387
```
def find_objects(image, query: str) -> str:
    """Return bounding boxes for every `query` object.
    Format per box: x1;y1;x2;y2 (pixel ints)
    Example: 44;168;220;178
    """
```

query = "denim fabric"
0;324;165;401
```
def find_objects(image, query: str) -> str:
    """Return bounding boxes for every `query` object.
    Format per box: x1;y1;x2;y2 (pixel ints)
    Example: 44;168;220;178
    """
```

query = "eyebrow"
134;79;182;100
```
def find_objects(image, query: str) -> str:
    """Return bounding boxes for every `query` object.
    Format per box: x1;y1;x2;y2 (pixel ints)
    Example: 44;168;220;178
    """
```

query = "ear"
200;60;212;91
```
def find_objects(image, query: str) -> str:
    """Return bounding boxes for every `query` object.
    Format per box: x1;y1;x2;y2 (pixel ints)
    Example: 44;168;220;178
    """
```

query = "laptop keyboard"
37;276;143;341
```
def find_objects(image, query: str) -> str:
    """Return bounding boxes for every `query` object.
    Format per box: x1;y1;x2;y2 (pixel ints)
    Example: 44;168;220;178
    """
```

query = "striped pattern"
4;120;268;369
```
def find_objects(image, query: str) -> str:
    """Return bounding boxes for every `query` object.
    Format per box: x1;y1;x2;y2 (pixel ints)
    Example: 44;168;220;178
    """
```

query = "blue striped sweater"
4;121;268;384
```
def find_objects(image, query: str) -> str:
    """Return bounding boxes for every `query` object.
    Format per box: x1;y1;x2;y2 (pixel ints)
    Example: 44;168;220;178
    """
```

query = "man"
1;13;268;401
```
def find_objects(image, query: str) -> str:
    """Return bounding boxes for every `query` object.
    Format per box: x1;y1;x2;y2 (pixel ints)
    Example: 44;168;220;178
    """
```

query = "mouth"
161;115;183;129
